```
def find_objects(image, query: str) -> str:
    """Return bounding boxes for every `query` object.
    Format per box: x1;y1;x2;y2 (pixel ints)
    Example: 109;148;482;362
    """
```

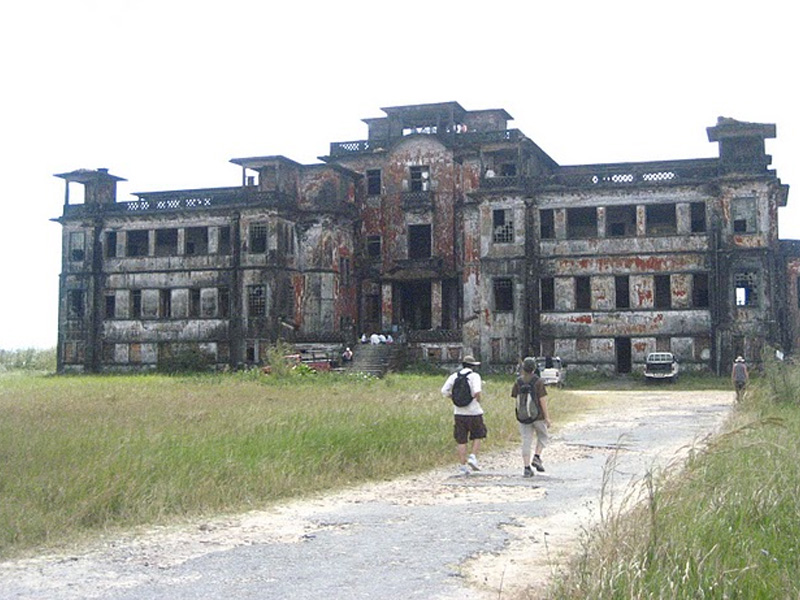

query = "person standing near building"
732;356;749;402
441;355;486;475
511;356;550;477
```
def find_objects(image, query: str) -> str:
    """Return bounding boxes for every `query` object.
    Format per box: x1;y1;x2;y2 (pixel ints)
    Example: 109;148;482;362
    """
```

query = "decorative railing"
402;190;434;208
328;129;525;157
407;328;462;343
480;175;525;190
553;158;719;188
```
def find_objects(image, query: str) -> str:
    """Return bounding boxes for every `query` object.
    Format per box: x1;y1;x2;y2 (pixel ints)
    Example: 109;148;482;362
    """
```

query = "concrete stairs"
344;343;398;377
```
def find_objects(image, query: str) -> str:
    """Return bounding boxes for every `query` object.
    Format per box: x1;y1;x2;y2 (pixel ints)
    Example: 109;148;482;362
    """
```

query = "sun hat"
735;356;745;363
462;355;481;366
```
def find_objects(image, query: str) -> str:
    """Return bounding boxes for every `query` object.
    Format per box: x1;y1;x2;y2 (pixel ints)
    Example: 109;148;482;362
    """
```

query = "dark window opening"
494;278;514;312
248;285;266;316
607;205;637;237
105;293;116;319
616;337;632;374
366;235;382;260
278;223;294;255
409;166;430;192
493;209;514;243
130;290;142;318
500;163;517;177
159;289;171;318
189;289;201;318
366;169;381;196
735;271;758;306
218;226;231;254
218;287;230;318
575;276;591;310
654;275;671;309
567;207;598;239
246;341;256;363
186;227;208;255
69;232;85;261
541;277;555;311
615;275;630;309
249;223;268;253
126;230;149;257
105;231;117;258
540;209;555;239
646;204;677;235
67;289;85;318
339;257;351;287
693;273;709;308
155;228;178;257
408;224;431;259
690;202;707;233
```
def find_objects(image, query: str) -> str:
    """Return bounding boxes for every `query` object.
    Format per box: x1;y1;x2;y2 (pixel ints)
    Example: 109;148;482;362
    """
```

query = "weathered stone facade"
54;102;797;374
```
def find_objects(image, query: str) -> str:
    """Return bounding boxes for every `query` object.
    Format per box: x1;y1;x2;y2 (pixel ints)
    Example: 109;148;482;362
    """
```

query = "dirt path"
0;390;733;599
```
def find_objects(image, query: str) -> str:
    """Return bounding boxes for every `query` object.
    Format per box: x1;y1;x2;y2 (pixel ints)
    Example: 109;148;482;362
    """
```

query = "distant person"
370;332;380;345
342;347;353;362
441;355;485;475
360;333;368;344
511;356;550;477
731;356;749;402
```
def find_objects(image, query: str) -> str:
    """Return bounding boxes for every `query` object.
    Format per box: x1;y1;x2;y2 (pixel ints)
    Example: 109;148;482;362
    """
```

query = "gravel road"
0;390;733;599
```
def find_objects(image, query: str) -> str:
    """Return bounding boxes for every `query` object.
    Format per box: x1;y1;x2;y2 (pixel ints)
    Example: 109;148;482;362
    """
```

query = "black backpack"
451;370;474;407
515;376;540;424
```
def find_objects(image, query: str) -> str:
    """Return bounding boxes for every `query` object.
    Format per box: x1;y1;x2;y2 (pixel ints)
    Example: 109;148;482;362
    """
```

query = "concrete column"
432;280;443;328
381;282;393;331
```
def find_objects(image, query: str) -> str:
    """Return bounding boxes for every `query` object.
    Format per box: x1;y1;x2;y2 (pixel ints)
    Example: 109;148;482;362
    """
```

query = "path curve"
0;390;733;599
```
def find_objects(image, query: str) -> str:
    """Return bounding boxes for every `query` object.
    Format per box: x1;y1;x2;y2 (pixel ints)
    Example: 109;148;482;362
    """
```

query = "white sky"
1;1;798;350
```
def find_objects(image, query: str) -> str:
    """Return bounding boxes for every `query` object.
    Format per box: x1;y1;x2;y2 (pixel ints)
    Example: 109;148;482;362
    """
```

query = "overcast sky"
1;1;797;350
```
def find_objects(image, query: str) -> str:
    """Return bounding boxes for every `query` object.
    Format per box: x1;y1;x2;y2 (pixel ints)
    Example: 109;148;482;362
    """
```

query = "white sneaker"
459;464;471;476
467;454;480;471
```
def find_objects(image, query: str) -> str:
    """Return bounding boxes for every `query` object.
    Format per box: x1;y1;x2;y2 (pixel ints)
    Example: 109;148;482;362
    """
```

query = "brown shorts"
453;414;487;444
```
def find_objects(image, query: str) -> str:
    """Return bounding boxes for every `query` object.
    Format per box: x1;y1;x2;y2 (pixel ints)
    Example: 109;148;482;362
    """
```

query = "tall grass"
548;357;800;599
1;370;556;558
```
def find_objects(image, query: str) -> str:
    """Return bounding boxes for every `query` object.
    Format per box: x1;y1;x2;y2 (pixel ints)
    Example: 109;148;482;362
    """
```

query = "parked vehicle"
644;352;679;382
535;356;566;387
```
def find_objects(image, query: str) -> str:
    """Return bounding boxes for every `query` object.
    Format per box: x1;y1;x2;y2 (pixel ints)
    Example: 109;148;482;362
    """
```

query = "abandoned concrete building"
55;101;797;375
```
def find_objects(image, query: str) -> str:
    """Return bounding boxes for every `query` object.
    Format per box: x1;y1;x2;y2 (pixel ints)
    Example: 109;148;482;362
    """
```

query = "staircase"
344;343;399;377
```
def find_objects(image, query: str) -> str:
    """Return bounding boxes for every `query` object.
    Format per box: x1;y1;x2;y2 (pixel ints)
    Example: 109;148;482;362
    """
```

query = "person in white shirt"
441;355;486;475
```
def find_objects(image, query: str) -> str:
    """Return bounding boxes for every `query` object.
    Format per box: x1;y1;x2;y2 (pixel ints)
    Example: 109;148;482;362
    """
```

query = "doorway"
394;281;432;330
615;337;632;374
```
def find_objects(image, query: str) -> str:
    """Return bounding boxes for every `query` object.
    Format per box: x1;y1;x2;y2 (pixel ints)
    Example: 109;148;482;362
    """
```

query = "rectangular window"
575;276;591;310
409;166;430;192
366;235;382;260
690;202;707;233
654;275;671;309
366;169;382;196
278;222;294;255
218;226;231;254
248;285;266;316
408;224;432;259
69;232;85;261
67;289;85;318
130;290;142;318
218;287;230;318
105;293;116;319
493;209;514;243
493;278;514;312
735;271;758;306
105;231;117;258
189;289;201;318
646;204;677;235
186;227;209;255
541;277;555;311
159;289;172;318
693;273;709;308
249;223;268;253
607;205;637;237
126;230;149;257
540;209;555;239
155;228;178;257
732;197;757;234
615;275;630;309
567;207;598;239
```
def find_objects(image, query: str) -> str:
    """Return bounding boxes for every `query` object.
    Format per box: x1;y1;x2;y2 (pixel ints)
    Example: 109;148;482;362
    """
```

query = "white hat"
735;356;745;363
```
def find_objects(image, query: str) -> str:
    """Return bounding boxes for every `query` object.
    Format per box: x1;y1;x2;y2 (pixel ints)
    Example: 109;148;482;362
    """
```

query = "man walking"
511;357;550;477
731;356;749;402
441;355;486;475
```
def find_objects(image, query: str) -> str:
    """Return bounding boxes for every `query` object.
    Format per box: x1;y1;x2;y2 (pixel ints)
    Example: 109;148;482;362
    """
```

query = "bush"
0;348;56;372
157;347;215;374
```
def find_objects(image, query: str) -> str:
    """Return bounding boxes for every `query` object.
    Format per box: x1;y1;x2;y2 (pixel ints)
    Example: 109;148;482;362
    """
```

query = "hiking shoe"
467;454;481;471
532;456;545;472
523;466;534;478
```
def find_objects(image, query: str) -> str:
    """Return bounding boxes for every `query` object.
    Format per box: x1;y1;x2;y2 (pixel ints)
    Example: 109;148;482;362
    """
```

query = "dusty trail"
0;390;733;599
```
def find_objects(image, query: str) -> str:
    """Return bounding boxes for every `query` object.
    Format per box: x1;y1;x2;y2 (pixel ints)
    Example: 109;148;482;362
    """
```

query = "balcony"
402;190;434;209
553;159;719;189
327;129;525;158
